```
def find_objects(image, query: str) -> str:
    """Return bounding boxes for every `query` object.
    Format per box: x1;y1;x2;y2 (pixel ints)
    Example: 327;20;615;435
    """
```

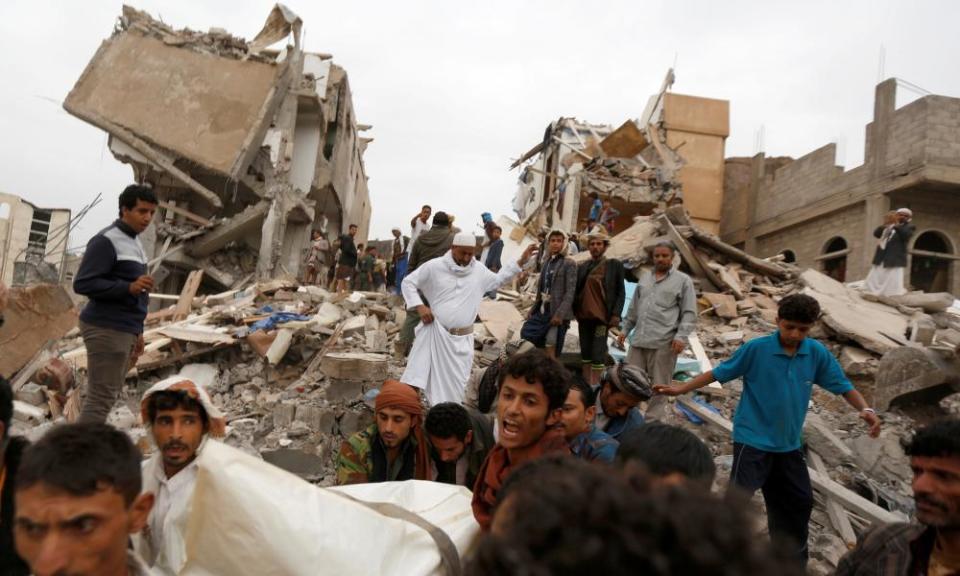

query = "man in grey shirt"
618;242;697;420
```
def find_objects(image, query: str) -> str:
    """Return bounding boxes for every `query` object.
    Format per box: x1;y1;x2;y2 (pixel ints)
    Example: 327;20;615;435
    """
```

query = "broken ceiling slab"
799;269;909;355
64;22;290;180
0;285;78;378
599;120;648;159
188;201;270;258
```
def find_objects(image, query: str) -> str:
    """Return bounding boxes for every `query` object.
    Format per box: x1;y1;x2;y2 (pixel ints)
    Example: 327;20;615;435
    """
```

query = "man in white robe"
402;234;537;405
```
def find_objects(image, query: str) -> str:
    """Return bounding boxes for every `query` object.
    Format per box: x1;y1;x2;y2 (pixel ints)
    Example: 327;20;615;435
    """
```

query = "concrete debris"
63;4;374;303
0;284;78;378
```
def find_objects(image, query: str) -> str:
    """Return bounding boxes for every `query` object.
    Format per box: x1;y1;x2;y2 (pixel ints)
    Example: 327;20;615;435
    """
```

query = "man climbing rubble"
425;402;495;488
655;293;881;566
336;380;431;485
74;184;157;424
472;350;570;531
135;376;226;574
618;241;697;420
574;230;625;387
521;230;577;359
401;234;537;406
398;211;454;357
837;418;960;576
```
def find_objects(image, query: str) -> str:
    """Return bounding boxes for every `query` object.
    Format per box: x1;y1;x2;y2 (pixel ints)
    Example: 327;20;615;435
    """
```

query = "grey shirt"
622;268;697;349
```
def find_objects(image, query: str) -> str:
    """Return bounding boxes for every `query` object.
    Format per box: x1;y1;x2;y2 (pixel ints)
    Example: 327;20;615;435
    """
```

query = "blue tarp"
250;312;311;332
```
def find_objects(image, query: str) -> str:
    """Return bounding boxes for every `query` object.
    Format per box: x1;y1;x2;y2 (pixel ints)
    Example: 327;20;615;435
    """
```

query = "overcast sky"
1;0;958;248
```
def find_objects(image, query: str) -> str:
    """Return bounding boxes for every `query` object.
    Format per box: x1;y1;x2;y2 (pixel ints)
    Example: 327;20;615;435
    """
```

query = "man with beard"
656;294;881;566
401;234;537;405
619;242;697;420
337;380;431;485
574;231;625;386
837;419;960;575
472;349;570;531
135;376;226;574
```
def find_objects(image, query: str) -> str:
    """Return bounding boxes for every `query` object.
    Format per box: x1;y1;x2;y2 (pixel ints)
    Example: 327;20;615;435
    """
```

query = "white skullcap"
896;208;913;217
453;233;477;248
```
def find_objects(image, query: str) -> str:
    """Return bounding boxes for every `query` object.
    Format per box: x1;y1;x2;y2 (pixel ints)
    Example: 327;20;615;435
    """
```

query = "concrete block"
320;352;389;381
0;284;78;378
839;346;876;376
273;402;296;428
16;383;47;407
325;379;365;403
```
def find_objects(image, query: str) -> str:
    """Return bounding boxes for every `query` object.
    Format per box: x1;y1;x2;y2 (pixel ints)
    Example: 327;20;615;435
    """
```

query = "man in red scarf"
472;349;571;530
336;380;431;484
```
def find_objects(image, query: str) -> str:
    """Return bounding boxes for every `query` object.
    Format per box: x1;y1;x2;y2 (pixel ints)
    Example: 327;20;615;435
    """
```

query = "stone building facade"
721;79;960;294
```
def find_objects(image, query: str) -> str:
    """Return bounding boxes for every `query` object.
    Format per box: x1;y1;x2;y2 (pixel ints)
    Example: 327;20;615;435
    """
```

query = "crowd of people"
1;186;958;575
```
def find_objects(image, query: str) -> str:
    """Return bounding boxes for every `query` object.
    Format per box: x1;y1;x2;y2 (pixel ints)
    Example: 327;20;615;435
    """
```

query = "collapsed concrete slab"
0;284;77;378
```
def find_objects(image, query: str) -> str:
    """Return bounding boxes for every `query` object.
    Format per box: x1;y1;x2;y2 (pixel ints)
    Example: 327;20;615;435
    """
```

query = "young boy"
655;294;881;564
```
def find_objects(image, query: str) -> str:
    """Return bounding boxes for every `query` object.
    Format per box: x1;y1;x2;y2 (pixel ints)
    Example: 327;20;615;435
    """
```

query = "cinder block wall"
755;204;866;276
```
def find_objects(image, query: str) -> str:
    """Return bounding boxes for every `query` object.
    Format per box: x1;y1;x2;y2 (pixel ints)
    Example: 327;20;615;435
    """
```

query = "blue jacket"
73;220;149;335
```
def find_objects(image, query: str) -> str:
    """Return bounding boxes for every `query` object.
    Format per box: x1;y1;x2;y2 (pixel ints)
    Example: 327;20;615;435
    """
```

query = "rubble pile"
10;280;411;485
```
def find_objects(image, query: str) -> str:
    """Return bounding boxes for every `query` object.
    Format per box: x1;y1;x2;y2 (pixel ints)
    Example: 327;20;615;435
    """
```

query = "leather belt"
447;325;474;336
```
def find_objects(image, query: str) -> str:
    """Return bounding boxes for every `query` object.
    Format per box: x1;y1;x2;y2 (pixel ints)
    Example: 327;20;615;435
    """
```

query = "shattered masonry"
63;4;373;298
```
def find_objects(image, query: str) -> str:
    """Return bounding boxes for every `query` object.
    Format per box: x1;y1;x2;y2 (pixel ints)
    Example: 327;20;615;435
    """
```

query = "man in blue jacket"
74;184;157;423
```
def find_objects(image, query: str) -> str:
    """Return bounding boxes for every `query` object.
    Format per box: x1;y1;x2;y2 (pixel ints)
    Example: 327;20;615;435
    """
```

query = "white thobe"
407;218;431;255
135;440;206;575
401;251;521;405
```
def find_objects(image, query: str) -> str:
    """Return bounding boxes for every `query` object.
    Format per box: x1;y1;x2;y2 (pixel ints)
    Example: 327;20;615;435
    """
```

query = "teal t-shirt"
711;332;853;452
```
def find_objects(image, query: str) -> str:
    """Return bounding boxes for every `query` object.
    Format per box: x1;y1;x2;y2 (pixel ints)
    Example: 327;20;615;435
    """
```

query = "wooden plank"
135;341;238;373
687;228;791;280
675;395;906;525
158;326;235;345
158;201;213;226
174;270;204;321
809;450;858;549
660;215;722;290
707;262;745;300
686;334;722;389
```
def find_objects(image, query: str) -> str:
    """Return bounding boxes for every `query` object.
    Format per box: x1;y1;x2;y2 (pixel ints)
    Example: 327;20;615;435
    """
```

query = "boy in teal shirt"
656;293;881;566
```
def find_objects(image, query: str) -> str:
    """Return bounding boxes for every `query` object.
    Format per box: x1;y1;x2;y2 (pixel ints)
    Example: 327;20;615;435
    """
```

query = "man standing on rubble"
574;231;626;386
336;380;431;485
398;211;455;357
656;293;881;565
402;235;537;406
135;376;226;574
837;418;960;576
618;242;697;420
334;224;359;295
425;402;495;488
390;227;406;293
74;184;157;424
864;208;915;297
522;230;577;358
409;205;432;254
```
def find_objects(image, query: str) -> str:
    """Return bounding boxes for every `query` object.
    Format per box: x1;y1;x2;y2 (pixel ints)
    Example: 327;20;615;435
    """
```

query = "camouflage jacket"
336;424;419;485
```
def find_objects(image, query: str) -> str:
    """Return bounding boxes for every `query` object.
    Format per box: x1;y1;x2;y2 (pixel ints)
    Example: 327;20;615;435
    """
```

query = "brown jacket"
836;523;935;576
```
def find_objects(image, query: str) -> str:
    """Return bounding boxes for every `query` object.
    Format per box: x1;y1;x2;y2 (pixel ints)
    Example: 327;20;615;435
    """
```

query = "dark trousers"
78;321;137;424
730;443;813;565
577;319;608;367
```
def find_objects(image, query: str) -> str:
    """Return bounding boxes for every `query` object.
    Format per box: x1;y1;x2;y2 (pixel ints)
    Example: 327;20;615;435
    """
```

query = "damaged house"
0;192;71;286
511;70;729;237
63;5;373;296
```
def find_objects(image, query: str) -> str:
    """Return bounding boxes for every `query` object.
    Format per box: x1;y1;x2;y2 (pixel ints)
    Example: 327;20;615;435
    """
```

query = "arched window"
910;230;953;292
779;249;796;264
820;236;848;282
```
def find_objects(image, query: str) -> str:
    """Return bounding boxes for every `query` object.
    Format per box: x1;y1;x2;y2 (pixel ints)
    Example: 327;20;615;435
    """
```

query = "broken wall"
662;93;729;234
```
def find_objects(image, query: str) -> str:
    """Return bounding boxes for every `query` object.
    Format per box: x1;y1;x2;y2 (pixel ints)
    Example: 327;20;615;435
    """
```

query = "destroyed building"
511;70;729;237
0;192;72;286
63;5;373;296
722;78;960;294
